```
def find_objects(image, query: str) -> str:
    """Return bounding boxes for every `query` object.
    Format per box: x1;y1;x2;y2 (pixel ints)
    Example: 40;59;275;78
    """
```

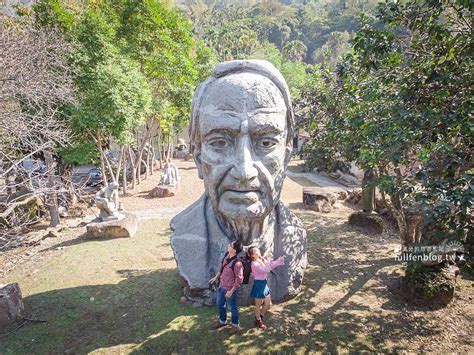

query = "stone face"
171;60;307;306
86;212;138;238
348;211;384;234
0;283;24;330
149;185;176;198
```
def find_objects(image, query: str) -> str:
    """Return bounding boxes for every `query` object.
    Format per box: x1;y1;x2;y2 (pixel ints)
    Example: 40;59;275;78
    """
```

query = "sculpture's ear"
193;146;204;179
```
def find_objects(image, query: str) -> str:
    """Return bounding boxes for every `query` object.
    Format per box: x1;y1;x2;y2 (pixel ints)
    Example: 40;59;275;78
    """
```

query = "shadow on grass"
1;268;218;354
1;209;446;353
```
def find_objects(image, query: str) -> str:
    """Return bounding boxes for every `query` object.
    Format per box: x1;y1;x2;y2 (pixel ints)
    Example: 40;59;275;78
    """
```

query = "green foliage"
299;1;473;246
33;0;205;162
60;142;99;165
190;0;378;102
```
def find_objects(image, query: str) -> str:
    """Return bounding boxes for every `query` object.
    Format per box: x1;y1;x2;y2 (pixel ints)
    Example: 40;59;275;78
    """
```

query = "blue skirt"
250;279;271;299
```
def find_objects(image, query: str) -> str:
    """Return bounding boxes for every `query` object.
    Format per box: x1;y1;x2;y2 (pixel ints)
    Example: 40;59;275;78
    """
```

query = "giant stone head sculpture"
170;60;307;305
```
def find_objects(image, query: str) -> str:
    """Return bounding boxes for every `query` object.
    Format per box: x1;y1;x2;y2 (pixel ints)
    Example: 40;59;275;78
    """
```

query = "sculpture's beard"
204;163;286;245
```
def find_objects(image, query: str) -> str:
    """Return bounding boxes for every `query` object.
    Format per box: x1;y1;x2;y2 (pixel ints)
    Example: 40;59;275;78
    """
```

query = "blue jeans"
216;287;239;326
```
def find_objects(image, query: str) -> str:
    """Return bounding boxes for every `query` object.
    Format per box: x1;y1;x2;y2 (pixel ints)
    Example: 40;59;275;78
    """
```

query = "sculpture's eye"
258;139;277;149
209;139;229;149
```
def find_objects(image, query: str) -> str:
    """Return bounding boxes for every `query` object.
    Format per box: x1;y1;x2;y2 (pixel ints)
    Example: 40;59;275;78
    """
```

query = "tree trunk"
134;123;154;185
150;143;155;175
64;169;77;207
389;194;410;247
122;155;127;195
146;140;151;178
44;150;59;227
97;134;108;186
136;148;143;185
128;146;136;190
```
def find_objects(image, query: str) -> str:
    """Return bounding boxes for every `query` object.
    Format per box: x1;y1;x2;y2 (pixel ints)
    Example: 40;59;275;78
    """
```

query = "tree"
299;1;472;252
112;0;199;182
283;39;307;62
72;8;153;186
0;15;76;233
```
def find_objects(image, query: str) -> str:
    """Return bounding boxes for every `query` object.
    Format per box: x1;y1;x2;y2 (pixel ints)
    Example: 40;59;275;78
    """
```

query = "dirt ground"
0;159;473;353
119;159;309;213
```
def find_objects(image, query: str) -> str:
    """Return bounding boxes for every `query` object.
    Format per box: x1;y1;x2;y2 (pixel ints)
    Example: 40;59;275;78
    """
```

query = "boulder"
400;264;459;306
303;187;345;213
0;283;24;330
86;212;138;238
175;150;189;159
348;211;384;234
149;185;176;198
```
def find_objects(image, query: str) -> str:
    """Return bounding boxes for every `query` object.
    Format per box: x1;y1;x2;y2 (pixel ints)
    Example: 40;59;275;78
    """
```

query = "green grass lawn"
1;213;472;354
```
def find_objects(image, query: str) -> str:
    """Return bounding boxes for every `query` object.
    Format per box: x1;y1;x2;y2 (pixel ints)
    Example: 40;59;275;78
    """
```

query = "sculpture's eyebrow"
202;127;240;138
249;125;285;136
249;108;285;114
200;112;241;137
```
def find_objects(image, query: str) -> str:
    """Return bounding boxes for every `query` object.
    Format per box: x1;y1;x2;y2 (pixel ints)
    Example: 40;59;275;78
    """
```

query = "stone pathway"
286;171;352;190
133;207;185;220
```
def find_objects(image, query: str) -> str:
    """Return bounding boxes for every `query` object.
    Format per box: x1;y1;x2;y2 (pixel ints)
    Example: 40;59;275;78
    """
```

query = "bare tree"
0;15;76;244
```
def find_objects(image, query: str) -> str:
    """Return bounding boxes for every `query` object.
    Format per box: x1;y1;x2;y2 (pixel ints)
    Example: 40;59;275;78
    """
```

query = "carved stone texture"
159;162;180;187
361;169;377;213
95;182;124;222
348;211;384;234
0;283;24;330
87;212;138;238
170;60;307;305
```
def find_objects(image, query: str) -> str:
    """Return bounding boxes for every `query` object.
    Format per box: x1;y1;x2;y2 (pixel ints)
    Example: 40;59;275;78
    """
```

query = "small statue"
159;160;180;187
176;139;188;151
95;182;124;221
361;169;377;213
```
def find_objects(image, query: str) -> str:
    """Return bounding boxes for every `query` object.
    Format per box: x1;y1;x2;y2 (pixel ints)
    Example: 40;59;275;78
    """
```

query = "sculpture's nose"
230;136;258;183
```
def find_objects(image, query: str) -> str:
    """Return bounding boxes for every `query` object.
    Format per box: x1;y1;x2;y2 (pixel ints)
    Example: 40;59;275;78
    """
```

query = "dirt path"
0;160;472;353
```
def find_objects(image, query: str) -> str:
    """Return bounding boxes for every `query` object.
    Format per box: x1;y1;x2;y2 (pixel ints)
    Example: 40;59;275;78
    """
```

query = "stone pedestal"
86;212;138;238
0;283;24;330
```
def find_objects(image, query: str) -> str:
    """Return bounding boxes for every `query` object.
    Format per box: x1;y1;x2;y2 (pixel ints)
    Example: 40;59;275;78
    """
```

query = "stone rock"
348;211;384;234
0;283;24;330
175;150;189;159
303;187;340;213
86;212;138;238
192;301;203;308
183;153;193;161
58;206;68;217
400;264;459;306
149;185;176;198
45;227;61;239
179;296;188;304
346;189;362;205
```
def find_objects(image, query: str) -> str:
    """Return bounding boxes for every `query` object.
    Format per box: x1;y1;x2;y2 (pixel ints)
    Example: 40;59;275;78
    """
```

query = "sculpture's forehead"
199;73;286;113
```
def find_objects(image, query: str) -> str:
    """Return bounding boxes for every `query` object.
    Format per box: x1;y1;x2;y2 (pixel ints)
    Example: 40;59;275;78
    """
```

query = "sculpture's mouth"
223;189;261;203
